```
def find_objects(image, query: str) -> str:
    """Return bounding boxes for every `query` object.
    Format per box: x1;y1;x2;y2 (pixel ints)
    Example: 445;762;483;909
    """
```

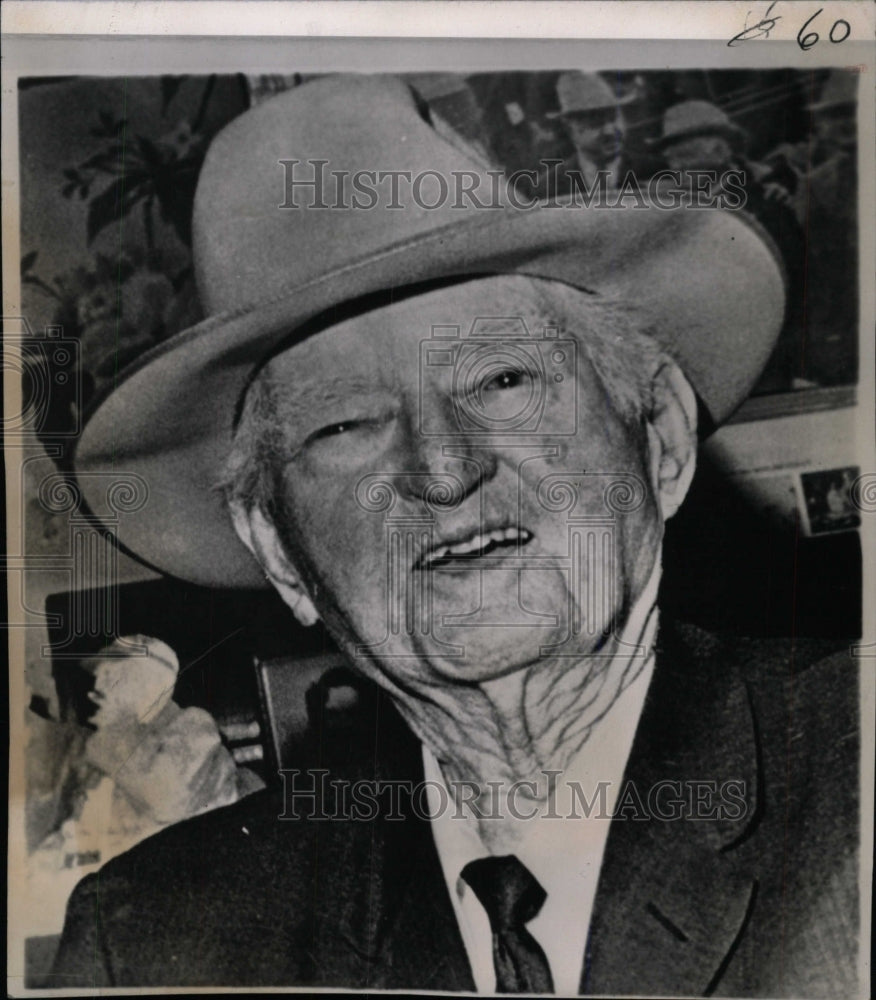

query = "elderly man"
53;75;858;996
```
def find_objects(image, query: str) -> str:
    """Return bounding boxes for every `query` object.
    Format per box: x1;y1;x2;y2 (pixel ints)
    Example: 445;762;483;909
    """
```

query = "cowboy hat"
72;73;785;589
650;100;745;150
546;71;637;118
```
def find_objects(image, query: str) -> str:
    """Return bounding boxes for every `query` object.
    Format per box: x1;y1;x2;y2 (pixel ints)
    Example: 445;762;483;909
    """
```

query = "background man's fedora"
546;71;637;118
808;68;858;111
651;100;746;150
72;73;785;588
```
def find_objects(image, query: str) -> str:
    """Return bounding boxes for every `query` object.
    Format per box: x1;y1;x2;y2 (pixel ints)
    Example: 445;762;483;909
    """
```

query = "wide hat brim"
648;122;746;150
545;90;637;118
73;198;785;590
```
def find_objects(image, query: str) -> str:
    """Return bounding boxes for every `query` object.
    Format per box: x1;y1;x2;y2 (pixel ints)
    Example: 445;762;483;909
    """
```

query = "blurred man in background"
527;71;636;196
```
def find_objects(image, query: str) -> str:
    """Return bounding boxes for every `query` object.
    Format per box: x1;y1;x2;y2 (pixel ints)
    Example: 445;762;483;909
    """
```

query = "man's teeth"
423;527;532;565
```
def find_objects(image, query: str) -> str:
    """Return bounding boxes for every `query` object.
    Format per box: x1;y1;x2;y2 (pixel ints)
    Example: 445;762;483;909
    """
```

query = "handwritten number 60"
798;8;851;50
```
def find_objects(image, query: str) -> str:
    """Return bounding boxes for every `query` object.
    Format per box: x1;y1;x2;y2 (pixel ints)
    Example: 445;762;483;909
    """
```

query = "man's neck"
575;150;621;186
390;557;661;851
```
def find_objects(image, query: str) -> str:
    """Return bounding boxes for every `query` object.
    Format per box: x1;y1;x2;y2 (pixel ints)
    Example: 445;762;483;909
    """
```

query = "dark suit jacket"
51;622;859;995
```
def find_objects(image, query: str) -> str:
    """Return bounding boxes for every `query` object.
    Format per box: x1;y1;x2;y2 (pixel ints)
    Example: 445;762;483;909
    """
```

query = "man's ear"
645;358;698;522
228;502;320;627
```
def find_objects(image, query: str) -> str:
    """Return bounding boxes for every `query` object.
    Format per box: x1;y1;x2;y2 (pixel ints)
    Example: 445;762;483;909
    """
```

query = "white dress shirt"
423;559;660;995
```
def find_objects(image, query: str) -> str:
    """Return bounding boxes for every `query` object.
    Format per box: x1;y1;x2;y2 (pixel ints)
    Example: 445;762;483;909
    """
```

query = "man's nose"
395;416;498;507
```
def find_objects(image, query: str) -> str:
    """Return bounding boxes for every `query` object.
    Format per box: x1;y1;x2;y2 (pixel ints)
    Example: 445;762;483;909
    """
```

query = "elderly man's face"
253;277;676;687
563;109;627;164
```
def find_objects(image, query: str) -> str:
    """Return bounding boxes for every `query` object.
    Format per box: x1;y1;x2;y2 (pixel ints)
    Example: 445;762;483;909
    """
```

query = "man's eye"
312;420;357;440
482;369;527;391
307;415;388;445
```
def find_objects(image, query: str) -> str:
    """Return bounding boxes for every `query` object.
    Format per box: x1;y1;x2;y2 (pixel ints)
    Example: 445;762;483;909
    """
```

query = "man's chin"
419;623;565;682
410;570;588;677
333;571;605;681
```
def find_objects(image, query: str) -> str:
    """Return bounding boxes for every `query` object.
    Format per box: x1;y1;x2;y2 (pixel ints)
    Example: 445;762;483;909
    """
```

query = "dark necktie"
460;854;555;994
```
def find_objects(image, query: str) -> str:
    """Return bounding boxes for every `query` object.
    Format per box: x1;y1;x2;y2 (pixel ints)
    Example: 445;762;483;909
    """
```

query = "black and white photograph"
4;4;874;996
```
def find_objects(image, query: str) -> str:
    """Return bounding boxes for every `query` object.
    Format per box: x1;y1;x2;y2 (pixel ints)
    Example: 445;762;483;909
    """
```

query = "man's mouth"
416;525;533;569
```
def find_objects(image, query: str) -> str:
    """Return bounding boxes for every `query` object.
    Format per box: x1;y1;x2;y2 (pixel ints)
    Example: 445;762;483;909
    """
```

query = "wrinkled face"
259;277;664;687
663;134;734;172
563;109;627;164
89;658;175;726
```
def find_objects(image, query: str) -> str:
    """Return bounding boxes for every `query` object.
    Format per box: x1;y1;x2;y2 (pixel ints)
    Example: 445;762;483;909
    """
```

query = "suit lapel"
312;783;475;992
378;802;477;991
584;623;763;996
304;693;475;991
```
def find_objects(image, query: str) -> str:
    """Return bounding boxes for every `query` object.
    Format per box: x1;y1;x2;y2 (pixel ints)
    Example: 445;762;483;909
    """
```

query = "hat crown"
554;71;621;114
661;100;736;139
192;75;491;318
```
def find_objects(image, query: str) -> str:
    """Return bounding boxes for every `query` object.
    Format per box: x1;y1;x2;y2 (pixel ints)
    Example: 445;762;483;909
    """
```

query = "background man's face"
262;277;663;688
563;109;627;164
664;134;734;172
